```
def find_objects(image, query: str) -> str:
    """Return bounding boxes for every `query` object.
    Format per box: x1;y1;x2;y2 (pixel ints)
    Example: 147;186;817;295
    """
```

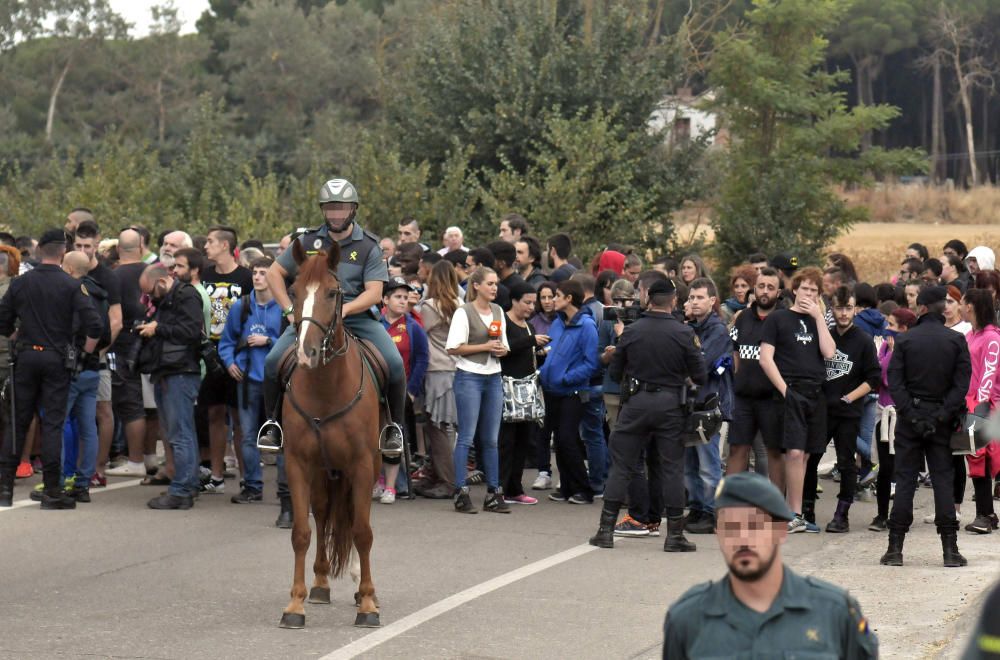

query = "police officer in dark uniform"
883;285;971;568
257;178;405;456
663;472;878;659
0;229;102;509
589;276;706;552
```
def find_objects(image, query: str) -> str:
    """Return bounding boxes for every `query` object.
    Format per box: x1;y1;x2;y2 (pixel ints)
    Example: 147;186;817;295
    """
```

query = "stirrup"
379;423;404;458
257;419;284;453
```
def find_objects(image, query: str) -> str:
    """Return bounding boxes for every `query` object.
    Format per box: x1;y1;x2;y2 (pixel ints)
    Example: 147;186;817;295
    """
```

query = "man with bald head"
137;262;204;509
59;250;111;501
104;228;153;479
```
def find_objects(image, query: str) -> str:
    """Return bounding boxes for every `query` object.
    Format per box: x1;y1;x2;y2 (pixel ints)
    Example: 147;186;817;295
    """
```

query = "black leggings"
973;454;995;518
876;427;894;519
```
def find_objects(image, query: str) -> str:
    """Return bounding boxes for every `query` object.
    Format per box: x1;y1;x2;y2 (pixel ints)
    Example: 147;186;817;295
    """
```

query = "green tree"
709;0;922;271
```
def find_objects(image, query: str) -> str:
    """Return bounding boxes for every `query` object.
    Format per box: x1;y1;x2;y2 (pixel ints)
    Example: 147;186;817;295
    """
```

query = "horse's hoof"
354;611;381;628
279;612;305;629
308;587;331;604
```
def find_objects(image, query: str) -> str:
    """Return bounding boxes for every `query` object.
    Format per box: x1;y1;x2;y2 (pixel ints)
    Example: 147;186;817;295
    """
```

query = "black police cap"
647;279;676;297
38;228;69;248
916;285;947;306
714;472;795;521
770;252;799;272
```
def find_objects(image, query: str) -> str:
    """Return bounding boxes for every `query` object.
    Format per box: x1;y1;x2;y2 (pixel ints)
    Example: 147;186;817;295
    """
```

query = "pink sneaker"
504;494;538;505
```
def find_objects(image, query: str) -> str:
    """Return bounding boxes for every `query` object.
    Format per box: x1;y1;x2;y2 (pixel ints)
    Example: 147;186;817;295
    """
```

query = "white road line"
321;543;598;660
0;478;142;513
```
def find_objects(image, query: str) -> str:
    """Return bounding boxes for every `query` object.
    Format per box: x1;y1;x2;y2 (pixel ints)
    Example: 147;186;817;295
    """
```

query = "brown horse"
278;238;382;629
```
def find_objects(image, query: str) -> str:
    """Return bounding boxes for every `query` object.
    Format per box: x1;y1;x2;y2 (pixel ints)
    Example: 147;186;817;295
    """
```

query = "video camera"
603;299;641;325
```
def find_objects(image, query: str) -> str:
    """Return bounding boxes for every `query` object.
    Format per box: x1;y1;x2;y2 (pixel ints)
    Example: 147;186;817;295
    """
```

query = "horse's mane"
299;253;335;286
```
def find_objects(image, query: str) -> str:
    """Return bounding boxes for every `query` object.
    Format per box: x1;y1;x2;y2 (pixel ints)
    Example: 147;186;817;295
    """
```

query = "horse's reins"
286;281;367;468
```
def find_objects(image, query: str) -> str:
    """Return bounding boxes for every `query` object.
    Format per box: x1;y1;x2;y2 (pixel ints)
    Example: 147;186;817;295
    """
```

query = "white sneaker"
531;471;552;490
372;482;385;500
380;488;396;505
788;515;808;534
105;461;147;478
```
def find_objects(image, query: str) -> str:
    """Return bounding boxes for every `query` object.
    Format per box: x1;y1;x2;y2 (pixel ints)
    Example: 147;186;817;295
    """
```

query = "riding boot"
589;500;620;548
941;531;968;567
0;468;13;507
380;378;406;458
275;495;293;529
664;516;697;552
257;378;285;453
880;531;905;566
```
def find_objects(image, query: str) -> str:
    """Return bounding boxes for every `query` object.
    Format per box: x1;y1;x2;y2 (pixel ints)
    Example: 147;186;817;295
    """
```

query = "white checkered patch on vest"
738;344;760;361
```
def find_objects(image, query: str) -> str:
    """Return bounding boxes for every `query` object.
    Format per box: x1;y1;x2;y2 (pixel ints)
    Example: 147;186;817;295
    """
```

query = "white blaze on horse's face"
298;282;320;367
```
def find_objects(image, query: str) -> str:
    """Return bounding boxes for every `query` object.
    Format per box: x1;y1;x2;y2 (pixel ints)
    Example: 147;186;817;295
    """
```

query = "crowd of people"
0;198;994;569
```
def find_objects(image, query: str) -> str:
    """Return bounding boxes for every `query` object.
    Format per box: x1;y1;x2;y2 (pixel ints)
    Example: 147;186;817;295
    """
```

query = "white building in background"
649;88;724;149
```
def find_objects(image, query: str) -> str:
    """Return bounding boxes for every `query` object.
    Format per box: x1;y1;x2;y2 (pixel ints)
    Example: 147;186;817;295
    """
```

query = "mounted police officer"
257;179;405;457
588;274;706;552
0;229;102;509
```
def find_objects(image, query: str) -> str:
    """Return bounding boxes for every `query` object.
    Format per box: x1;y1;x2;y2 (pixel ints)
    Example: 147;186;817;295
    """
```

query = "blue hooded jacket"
218;292;284;383
539;307;599;396
854;308;886;338
690;312;734;420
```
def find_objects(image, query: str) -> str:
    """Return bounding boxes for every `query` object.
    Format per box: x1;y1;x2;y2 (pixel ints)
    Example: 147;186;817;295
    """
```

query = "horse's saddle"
278;333;389;401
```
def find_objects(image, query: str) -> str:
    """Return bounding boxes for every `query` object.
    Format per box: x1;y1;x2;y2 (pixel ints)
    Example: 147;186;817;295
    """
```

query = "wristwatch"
283;305;294;317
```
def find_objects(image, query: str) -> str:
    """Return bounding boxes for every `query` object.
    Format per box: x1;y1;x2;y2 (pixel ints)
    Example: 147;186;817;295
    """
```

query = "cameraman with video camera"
589;271;706;552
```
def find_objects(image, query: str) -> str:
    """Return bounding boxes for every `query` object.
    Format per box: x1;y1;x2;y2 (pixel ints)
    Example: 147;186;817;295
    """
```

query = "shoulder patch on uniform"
80;283;89;296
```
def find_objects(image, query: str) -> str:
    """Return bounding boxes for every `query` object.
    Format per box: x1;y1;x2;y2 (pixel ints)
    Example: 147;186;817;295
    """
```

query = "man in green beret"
662;472;877;659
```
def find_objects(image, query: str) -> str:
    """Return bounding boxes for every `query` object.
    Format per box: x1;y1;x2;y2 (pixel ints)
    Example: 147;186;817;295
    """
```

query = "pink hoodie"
965;325;1000;413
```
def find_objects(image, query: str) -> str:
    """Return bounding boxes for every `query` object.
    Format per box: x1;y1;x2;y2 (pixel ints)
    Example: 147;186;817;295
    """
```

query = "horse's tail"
325;475;355;579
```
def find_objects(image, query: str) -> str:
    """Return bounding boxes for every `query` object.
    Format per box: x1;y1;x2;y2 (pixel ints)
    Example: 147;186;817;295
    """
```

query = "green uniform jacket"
663;566;877;659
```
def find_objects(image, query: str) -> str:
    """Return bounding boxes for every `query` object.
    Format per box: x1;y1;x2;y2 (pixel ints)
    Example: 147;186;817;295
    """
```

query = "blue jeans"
155;374;202;498
579;393;607;493
237;380;264;493
453;370;502;490
685;432;722;515
857;395;877;470
62;370;99;485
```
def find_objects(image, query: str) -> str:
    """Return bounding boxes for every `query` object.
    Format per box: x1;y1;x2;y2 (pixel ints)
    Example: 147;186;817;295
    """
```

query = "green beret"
714;472;795;521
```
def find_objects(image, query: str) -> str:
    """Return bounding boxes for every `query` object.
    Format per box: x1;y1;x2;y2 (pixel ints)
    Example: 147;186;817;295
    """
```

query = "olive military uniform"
663;567;877;659
264;221;402;410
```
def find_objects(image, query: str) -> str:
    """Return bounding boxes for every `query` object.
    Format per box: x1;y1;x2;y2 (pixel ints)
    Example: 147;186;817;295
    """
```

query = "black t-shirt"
202;264;253;342
111;261;148;351
730;304;778;398
88;262;121;308
760;308;826;386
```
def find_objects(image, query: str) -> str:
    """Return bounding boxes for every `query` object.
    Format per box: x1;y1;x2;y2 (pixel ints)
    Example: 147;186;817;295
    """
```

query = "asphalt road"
1;459;996;660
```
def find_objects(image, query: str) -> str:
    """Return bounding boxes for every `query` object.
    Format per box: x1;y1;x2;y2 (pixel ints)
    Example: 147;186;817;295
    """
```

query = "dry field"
831;223;1000;283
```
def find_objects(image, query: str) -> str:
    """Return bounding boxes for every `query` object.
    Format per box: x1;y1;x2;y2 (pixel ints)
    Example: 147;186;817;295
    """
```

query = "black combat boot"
588;500;621;549
941;531;968;567
40;488;77;510
0;469;13;507
880;531;904;566
825;499;851;533
275;495;293;529
380;379;407;458
664;516;697;552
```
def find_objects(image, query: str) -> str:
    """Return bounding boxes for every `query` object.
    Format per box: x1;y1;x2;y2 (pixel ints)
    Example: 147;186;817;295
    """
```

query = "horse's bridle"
295;281;348;365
